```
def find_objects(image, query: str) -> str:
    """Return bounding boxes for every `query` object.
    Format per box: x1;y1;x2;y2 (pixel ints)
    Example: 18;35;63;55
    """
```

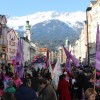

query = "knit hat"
7;79;13;87
64;71;67;75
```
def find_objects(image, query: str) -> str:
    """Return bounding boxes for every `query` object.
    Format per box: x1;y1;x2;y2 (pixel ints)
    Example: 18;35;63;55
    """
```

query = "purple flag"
19;67;24;78
14;39;23;78
14;38;23;75
15;38;23;65
71;54;80;67
63;46;80;67
95;24;100;71
66;58;71;71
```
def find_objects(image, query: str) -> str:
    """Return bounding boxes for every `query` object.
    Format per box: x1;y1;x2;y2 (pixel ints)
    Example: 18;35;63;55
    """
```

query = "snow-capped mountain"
7;11;85;29
7;11;86;49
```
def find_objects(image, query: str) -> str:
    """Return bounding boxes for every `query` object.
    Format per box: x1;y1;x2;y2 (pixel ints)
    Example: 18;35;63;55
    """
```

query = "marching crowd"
0;63;100;100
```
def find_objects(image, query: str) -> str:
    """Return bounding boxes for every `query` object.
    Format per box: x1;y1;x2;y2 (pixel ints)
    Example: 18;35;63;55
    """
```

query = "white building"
7;29;18;63
21;37;30;65
22;20;38;65
30;42;38;61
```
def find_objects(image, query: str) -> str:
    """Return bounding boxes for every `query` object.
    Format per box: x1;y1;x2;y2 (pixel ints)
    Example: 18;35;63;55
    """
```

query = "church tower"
65;37;69;50
24;20;31;41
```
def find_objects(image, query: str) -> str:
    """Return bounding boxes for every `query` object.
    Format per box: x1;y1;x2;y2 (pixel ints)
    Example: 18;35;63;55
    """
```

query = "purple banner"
95;24;100;71
63;46;80;67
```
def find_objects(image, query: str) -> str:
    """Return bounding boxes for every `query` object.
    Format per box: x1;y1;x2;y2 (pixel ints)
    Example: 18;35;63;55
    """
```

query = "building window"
10;56;13;60
7;48;8;52
9;48;11;52
0;28;2;35
14;36;15;40
9;41;10;45
0;23;2;35
9;34;11;39
16;43;17;46
11;42;15;46
10;56;12;60
10;49;15;53
9;55;11;60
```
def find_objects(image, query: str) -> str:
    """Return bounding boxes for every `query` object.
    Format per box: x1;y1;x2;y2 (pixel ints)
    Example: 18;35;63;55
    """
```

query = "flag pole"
93;68;96;91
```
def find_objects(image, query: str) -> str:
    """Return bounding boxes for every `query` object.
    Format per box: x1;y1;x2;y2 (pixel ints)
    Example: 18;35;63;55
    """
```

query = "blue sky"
0;0;90;16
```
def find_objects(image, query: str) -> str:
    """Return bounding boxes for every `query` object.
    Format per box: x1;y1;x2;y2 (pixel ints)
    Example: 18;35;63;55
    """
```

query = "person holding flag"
12;38;24;78
52;55;62;88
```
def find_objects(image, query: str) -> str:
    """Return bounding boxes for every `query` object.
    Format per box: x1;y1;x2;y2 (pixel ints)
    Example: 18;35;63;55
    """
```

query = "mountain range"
7;11;86;49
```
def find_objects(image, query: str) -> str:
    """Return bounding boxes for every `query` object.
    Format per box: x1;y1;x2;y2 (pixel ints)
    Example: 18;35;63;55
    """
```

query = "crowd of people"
0;63;100;100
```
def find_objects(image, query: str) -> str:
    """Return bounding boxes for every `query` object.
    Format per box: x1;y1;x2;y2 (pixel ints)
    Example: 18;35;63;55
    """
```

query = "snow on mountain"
7;11;86;30
7;11;86;49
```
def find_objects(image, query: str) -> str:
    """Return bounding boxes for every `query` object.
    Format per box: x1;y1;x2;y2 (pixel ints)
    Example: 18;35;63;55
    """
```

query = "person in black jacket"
31;70;39;92
1;92;16;100
15;78;37;100
83;74;94;92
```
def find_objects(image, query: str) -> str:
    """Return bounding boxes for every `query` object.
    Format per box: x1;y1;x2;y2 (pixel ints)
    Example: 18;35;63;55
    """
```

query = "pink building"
7;29;18;63
0;15;19;64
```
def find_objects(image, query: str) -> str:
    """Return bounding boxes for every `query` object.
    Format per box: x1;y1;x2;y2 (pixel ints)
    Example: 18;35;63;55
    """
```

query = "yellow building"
38;48;48;56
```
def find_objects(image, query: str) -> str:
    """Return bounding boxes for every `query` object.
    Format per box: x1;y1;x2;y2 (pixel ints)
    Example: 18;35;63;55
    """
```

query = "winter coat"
31;77;39;92
84;81;93;92
38;84;57;100
4;87;16;94
0;89;4;96
15;85;37;100
13;78;22;88
58;79;71;100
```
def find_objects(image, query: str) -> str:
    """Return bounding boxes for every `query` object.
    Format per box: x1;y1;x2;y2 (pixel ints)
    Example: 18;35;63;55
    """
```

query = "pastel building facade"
7;29;18;63
0;15;8;64
70;0;100;64
38;48;48;56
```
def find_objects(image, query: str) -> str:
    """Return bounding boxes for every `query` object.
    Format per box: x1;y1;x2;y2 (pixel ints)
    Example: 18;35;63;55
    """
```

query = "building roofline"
90;1;97;5
7;28;18;39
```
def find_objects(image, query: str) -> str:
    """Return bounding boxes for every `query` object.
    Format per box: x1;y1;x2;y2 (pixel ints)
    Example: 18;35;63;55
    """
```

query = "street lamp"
86;7;92;67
